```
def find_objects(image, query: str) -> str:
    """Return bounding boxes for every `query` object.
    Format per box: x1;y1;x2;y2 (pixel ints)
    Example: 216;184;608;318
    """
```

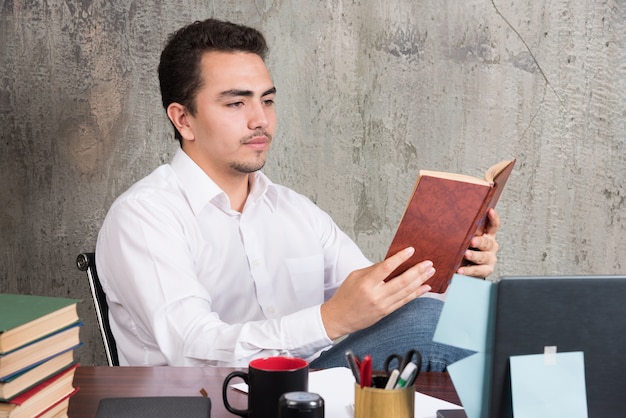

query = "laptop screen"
489;275;626;418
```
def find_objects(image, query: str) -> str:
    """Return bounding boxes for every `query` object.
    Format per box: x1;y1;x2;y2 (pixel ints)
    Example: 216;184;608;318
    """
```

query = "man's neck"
199;165;250;212
219;174;251;213
181;148;252;212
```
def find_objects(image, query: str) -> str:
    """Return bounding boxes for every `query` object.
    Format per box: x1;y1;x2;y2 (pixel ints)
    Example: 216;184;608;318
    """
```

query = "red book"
385;159;516;293
34;387;78;418
0;364;78;418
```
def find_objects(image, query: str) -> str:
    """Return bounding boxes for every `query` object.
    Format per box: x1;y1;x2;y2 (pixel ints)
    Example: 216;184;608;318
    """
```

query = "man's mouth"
242;132;272;149
245;137;269;145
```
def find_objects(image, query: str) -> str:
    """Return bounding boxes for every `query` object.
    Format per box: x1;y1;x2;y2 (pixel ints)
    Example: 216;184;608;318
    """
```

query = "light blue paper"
446;352;491;418
433;274;497;418
510;351;588;418
433;274;496;352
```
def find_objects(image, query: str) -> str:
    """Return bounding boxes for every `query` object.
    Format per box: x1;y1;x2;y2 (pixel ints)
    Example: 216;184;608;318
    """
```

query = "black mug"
222;356;309;418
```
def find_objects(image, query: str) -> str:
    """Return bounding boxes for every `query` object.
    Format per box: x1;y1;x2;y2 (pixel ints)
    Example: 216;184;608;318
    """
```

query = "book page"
420;159;514;186
419;170;490;186
484;159;515;183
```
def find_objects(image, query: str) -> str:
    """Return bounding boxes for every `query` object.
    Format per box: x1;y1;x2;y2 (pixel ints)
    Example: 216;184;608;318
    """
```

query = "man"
96;18;500;370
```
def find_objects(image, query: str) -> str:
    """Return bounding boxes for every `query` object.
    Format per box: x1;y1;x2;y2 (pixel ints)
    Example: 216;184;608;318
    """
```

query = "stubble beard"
230;156;267;174
230;130;272;174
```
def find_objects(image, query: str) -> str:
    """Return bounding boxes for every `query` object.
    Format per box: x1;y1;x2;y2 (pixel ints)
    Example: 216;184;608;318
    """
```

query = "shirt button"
267;306;275;315
252;259;261;267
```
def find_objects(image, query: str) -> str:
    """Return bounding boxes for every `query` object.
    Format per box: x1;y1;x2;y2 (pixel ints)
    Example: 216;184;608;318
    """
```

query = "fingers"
381;246;434;288
359;247;435;312
460;225;499;278
458;261;495;279
472;209;501;237
464;245;497;265
484;208;501;236
462;210;500;278
470;210;500;252
382;256;435;300
469;233;500;253
380;246;416;276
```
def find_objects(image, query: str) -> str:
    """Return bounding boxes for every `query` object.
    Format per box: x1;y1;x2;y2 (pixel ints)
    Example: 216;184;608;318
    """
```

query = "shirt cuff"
281;304;332;359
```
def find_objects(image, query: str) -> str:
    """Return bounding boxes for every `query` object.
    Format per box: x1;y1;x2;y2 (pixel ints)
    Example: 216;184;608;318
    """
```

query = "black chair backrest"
76;252;120;366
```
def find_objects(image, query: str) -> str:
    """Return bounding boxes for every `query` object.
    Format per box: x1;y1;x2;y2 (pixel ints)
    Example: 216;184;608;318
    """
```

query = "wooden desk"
68;366;460;417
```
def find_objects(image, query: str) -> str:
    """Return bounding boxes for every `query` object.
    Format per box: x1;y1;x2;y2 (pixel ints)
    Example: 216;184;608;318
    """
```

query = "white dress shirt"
96;149;372;366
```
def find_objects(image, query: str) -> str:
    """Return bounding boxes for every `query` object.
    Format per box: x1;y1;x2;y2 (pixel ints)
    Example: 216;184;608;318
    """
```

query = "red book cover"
384;159;515;293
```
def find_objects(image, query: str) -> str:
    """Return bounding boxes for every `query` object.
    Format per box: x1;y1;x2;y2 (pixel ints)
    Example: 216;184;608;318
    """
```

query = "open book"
384;159;516;293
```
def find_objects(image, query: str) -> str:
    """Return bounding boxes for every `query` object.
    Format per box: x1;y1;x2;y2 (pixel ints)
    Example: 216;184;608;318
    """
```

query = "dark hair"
158;19;269;142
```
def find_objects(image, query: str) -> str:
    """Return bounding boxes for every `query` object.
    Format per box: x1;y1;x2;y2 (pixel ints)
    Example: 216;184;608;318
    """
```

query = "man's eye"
227;102;244;108
263;99;275;106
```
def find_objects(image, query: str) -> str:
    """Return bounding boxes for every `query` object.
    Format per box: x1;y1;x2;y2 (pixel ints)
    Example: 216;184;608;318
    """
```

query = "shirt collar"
247;169;279;211
170;148;279;215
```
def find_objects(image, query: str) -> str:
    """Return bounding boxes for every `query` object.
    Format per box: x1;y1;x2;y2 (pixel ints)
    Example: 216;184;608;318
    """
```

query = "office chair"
76;252;120;366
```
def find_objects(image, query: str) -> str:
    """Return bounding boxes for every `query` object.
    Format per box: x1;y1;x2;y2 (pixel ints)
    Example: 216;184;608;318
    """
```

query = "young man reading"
96;18;500;371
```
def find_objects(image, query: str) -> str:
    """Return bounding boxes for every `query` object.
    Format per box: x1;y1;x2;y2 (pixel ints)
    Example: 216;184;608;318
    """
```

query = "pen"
345;349;361;385
385;369;400;389
394;362;418;389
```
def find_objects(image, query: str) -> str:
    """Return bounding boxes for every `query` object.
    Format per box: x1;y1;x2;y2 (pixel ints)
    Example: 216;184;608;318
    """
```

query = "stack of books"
0;294;82;418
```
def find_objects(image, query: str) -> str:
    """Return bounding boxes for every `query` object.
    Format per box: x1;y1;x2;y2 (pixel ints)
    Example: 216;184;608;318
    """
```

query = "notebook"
96;396;211;417
437;409;468;418
489;275;626;418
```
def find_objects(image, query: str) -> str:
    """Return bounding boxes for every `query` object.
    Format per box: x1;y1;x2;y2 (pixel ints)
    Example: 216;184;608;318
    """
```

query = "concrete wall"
1;1;624;365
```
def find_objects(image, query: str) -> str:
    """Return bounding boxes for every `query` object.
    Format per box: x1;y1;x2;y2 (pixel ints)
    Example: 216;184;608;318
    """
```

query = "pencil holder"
353;383;414;418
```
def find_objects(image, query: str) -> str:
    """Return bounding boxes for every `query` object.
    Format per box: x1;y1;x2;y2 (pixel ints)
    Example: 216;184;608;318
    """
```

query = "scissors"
383;349;422;378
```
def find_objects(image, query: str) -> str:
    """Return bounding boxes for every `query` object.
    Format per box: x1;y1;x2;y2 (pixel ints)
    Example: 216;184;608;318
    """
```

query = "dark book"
96;396;211;418
0;294;79;354
385;159;515;293
437;409;468;418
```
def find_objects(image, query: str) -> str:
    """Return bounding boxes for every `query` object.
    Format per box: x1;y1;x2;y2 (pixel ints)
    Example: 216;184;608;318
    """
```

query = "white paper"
231;367;463;418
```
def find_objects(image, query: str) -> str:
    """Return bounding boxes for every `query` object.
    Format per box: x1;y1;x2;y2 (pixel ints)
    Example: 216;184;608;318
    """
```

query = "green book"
0;294;80;354
0;352;76;400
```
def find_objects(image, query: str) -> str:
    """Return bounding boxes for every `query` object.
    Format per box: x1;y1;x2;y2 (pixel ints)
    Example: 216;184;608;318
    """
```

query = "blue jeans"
309;297;472;372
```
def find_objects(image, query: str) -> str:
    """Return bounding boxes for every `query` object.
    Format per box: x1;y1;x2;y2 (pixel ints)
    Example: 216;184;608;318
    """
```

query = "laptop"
439;275;626;418
490;275;626;417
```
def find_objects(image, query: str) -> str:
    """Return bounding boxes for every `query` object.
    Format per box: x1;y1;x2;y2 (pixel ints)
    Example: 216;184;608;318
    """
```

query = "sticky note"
433;274;496;352
509;351;588;418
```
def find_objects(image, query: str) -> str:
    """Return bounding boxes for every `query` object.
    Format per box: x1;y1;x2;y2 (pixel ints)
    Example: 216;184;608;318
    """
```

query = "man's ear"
167;103;195;141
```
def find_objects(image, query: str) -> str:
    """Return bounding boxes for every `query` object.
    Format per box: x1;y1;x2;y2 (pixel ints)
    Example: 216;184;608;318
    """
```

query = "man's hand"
320;247;435;341
457;208;500;278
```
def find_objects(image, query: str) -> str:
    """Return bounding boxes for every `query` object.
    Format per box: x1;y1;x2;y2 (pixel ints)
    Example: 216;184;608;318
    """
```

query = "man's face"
180;51;276;182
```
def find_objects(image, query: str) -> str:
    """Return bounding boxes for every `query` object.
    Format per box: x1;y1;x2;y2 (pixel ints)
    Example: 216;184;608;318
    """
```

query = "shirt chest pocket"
284;254;325;307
